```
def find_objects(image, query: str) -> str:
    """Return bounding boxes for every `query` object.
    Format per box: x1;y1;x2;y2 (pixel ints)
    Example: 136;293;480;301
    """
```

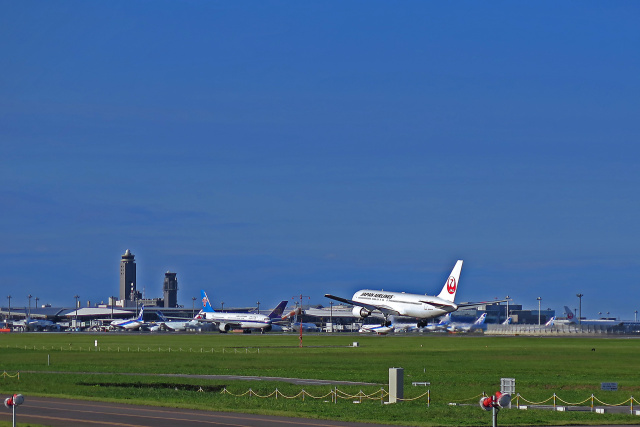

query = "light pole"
292;294;310;348
74;295;80;329
7;295;11;322
192;297;196;318
220;302;224;312
256;301;260;314
27;294;32;318
537;297;542;326
505;296;510;322
35;297;39;309
329;301;334;333
635;311;638;322
576;293;583;325
111;296;115;320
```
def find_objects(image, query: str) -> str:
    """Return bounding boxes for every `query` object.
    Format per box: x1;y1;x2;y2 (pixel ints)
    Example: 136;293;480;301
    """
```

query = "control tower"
163;271;178;308
119;249;137;301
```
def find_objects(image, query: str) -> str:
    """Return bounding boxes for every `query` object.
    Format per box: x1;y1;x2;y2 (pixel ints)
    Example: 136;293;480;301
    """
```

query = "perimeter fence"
1;371;20;379
516;392;639;412
221;387;431;404
2;344;258;354
220;387;640;412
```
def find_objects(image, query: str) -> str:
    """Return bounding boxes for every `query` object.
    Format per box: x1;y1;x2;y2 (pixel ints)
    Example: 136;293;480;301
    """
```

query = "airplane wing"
420;300;457;310
456;299;507;308
324;294;400;316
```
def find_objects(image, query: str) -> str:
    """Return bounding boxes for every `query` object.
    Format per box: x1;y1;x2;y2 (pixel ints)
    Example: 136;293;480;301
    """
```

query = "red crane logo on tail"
447;276;457;294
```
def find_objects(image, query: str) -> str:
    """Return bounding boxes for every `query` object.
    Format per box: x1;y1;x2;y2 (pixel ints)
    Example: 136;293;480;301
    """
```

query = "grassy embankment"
1;332;639;426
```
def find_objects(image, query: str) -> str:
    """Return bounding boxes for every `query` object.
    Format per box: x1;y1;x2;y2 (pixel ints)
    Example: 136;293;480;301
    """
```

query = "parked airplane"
391;320;419;333
110;305;145;330
196;290;279;333
502;316;512;325
561;306;621;326
325;260;500;327
446;313;487;333
422;315;451;332
359;323;394;335
290;322;322;332
13;317;61;331
155;311;200;332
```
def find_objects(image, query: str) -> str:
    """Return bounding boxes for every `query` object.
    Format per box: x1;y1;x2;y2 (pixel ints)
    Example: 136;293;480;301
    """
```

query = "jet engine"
353;306;371;318
218;323;231;333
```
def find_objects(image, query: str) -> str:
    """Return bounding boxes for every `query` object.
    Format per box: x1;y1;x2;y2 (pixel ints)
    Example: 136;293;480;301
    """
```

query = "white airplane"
561;306;621;326
326;260;500;327
110;305;145;330
359;323;394;335
421;315;451;332
502;316;512;325
445;313;487;333
360;316;421;334
13;317;61;331
155;311;200;332
290;322;322;332
195;290;284;333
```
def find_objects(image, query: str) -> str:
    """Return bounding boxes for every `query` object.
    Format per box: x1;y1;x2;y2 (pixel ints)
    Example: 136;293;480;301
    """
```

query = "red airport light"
479;391;511;410
480;395;493;411
4;393;24;427
4;393;23;408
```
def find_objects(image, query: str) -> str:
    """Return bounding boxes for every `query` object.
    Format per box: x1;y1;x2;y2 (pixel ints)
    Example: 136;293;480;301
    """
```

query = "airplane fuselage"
198;312;271;330
110;319;142;330
352;289;458;319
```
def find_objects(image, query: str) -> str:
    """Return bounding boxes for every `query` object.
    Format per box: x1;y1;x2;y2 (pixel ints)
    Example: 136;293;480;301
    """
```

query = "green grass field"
1;332;639;426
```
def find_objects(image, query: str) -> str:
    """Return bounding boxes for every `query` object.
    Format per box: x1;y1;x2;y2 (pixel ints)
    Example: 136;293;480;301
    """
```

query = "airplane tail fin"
268;300;288;319
502;316;512;325
436;260;463;302
136;305;145;321
564;306;576;322
156;311;168;322
437;313;451;327
474;313;487;325
200;290;215;313
545;316;556;327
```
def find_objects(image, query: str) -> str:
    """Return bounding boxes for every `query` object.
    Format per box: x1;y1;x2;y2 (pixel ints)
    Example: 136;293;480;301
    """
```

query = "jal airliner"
326;260;500;327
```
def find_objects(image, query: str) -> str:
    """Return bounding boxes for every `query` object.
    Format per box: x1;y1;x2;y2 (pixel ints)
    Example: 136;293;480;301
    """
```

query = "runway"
3;396;638;427
1;396;401;427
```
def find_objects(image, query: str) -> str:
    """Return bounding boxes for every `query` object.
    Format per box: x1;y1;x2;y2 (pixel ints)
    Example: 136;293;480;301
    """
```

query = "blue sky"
1;1;639;319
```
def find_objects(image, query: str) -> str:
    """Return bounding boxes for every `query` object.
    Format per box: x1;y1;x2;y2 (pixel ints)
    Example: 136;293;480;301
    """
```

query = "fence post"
591;394;594;412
